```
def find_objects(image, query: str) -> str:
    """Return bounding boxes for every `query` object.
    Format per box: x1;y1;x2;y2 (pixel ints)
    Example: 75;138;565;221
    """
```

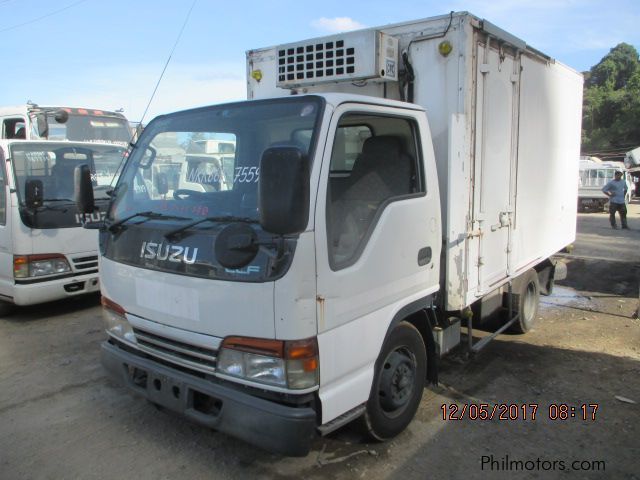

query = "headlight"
14;254;71;278
101;296;136;345
217;336;318;390
218;348;286;386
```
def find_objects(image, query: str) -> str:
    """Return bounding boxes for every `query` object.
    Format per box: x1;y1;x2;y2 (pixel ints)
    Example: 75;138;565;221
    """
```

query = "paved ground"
0;203;638;480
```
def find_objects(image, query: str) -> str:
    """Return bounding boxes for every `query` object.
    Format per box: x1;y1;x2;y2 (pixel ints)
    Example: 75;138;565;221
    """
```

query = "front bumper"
12;273;100;305
101;341;318;456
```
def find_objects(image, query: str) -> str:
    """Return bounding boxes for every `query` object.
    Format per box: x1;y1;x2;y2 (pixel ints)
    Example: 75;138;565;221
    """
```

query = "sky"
0;0;638;123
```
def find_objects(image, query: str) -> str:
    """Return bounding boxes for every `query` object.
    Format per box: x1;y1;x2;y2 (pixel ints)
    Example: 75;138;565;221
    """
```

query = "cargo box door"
471;37;520;296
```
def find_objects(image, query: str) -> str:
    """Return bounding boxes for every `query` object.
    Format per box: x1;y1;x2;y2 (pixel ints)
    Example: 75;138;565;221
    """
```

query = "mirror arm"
257;236;286;260
81;220;103;230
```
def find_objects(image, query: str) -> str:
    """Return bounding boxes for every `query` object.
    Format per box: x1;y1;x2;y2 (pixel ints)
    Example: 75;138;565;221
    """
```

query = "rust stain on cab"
316;295;325;331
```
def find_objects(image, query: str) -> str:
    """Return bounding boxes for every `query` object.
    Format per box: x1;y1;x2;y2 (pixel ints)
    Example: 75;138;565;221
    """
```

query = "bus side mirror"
25;179;44;209
36;114;48;138
54;109;69;124
74;164;95;214
258;145;309;235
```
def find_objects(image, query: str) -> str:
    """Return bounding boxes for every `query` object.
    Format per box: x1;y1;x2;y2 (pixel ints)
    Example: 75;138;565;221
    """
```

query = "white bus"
0;140;125;313
0;103;131;147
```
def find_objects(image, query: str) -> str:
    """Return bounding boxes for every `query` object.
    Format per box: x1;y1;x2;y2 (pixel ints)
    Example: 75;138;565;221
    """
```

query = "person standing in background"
602;170;629;229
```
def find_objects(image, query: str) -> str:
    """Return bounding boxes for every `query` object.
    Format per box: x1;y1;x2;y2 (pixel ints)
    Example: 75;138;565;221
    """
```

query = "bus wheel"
511;269;540;333
361;322;426;441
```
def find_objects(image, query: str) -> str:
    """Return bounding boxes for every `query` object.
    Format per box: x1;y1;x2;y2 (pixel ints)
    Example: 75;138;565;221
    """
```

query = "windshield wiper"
164;215;258;241
23;199;73;212
107;211;190;233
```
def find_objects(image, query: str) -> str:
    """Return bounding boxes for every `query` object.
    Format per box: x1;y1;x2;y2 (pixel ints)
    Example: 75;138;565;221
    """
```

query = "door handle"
418;247;432;266
491;211;511;231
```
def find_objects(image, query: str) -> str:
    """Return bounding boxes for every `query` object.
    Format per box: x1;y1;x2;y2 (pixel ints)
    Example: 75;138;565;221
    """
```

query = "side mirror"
139;146;157;169
74;164;95;214
259;145;309;235
155;172;169;195
36;113;48;138
54;109;69;124
25;179;44;209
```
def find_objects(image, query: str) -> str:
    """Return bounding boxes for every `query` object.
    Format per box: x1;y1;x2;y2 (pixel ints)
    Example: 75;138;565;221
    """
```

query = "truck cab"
91;94;441;455
0;140;125;312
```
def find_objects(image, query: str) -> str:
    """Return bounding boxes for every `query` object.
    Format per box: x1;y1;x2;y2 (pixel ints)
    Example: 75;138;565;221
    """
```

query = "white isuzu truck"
0;140;125;313
78;12;582;455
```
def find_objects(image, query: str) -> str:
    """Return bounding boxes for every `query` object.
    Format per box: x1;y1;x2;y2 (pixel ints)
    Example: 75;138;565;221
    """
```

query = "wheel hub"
379;349;416;412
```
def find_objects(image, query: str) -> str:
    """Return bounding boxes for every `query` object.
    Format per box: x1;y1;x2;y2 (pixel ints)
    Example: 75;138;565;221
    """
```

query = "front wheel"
361;322;426;441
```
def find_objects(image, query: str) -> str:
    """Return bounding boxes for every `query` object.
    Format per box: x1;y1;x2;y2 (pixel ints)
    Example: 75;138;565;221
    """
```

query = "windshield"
110;97;323;226
11;142;125;203
46;113;130;146
579;168;615;187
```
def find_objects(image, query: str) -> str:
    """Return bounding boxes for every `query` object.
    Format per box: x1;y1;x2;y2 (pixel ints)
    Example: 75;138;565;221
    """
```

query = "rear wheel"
361;322;426;441
511;269;540;333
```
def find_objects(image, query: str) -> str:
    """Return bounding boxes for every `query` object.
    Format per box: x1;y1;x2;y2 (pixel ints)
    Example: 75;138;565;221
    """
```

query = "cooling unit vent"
276;30;398;88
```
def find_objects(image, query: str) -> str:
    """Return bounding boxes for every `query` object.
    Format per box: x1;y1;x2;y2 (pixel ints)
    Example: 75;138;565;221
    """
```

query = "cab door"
313;102;441;422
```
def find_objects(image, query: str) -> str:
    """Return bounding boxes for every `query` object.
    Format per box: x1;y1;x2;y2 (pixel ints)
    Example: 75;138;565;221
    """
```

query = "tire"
361;322;426;441
511;269;540;334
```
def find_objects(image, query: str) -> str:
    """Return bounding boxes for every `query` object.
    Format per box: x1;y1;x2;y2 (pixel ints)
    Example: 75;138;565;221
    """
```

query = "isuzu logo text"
140;241;198;264
75;211;106;224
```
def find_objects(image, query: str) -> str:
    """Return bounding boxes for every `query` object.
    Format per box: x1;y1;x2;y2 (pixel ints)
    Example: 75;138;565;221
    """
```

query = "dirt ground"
0;202;639;480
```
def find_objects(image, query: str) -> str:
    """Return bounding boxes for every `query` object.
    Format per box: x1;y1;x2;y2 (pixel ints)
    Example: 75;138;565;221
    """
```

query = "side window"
2;118;26;139
326;113;422;269
330;125;372;172
0;150;6;225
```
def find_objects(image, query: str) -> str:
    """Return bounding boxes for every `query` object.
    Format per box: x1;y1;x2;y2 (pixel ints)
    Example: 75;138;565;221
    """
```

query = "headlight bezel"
101;296;137;345
14;254;72;279
217;336;319;391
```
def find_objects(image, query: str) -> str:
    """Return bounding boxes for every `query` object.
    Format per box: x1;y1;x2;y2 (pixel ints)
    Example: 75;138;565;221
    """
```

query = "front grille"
72;255;99;271
132;328;218;374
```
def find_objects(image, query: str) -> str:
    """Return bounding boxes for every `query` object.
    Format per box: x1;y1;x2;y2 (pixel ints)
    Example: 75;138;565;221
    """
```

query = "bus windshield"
110;97;323;226
10;142;125;203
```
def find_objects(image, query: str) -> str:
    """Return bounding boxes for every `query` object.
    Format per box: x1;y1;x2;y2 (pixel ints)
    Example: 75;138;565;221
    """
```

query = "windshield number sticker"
234;166;259;184
187;169;224;185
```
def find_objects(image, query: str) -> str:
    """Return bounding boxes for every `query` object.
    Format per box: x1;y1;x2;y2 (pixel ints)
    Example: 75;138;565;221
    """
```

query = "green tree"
582;43;640;155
